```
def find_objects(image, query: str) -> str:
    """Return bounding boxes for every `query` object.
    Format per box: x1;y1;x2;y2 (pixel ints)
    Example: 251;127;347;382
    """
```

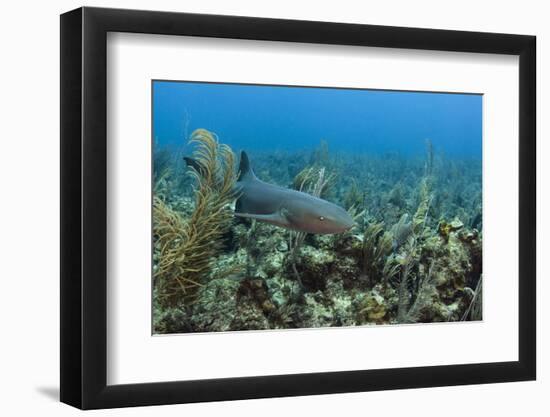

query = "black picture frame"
60;6;536;410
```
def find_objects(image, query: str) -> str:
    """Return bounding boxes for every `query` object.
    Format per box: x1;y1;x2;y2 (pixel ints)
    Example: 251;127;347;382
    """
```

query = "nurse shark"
185;151;355;234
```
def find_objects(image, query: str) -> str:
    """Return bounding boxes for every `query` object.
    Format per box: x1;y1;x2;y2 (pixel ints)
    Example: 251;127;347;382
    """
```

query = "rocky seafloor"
153;198;482;334
153;138;483;334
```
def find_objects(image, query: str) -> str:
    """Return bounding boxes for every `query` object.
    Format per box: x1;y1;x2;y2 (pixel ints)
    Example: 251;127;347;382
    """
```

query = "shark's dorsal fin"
238;151;257;182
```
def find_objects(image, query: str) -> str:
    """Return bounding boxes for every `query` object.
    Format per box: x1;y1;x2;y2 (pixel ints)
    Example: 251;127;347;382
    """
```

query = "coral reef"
153;130;483;334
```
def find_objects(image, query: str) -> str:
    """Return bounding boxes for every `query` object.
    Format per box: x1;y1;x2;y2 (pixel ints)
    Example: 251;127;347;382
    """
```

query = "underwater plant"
396;251;435;323
153;129;237;307
360;222;394;287
412;177;432;234
387;182;407;209
343;178;365;211
153;140;174;199
292;165;335;199
309;139;330;167
462;275;482;321
390;213;413;250
391;176;436;323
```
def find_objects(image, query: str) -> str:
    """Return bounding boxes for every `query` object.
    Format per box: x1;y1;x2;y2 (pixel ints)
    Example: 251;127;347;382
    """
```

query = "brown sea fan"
153;129;237;306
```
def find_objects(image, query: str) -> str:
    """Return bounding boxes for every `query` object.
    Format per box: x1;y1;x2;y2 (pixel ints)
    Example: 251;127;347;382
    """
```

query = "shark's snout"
333;209;356;232
297;202;356;234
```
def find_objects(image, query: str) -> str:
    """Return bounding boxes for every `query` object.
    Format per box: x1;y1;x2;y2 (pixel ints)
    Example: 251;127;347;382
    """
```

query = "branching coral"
153;129;237;307
397;251;435;323
394;177;436;323
462;275;482;321
292;165;335;199
343;178;365;211
361;222;394;286
412;177;432;234
390;213;413;250
152;125;482;332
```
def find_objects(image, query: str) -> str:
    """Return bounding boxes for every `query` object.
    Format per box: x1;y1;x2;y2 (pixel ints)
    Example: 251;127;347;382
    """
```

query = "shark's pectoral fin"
234;210;291;227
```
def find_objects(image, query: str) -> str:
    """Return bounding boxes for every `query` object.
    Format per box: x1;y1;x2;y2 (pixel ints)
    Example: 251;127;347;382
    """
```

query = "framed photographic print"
60;7;536;409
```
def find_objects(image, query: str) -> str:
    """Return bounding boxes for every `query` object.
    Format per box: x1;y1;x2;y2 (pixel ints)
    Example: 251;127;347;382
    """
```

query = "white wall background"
0;0;546;415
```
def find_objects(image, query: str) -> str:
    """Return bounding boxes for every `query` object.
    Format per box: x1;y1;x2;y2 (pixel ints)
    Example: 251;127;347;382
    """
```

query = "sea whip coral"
153;129;237;306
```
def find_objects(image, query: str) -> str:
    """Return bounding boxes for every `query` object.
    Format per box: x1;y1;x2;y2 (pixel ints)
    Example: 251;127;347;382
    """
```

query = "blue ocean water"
152;80;482;158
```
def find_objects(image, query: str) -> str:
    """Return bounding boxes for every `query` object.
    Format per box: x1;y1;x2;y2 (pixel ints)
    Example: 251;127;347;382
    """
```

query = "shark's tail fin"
238;151;257;182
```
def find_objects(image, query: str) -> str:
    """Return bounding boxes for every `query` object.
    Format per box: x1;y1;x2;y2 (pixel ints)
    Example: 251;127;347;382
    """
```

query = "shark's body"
233;152;354;234
184;151;354;234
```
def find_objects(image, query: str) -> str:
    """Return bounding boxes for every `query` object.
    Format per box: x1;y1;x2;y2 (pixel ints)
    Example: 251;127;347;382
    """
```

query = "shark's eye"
319;216;325;221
